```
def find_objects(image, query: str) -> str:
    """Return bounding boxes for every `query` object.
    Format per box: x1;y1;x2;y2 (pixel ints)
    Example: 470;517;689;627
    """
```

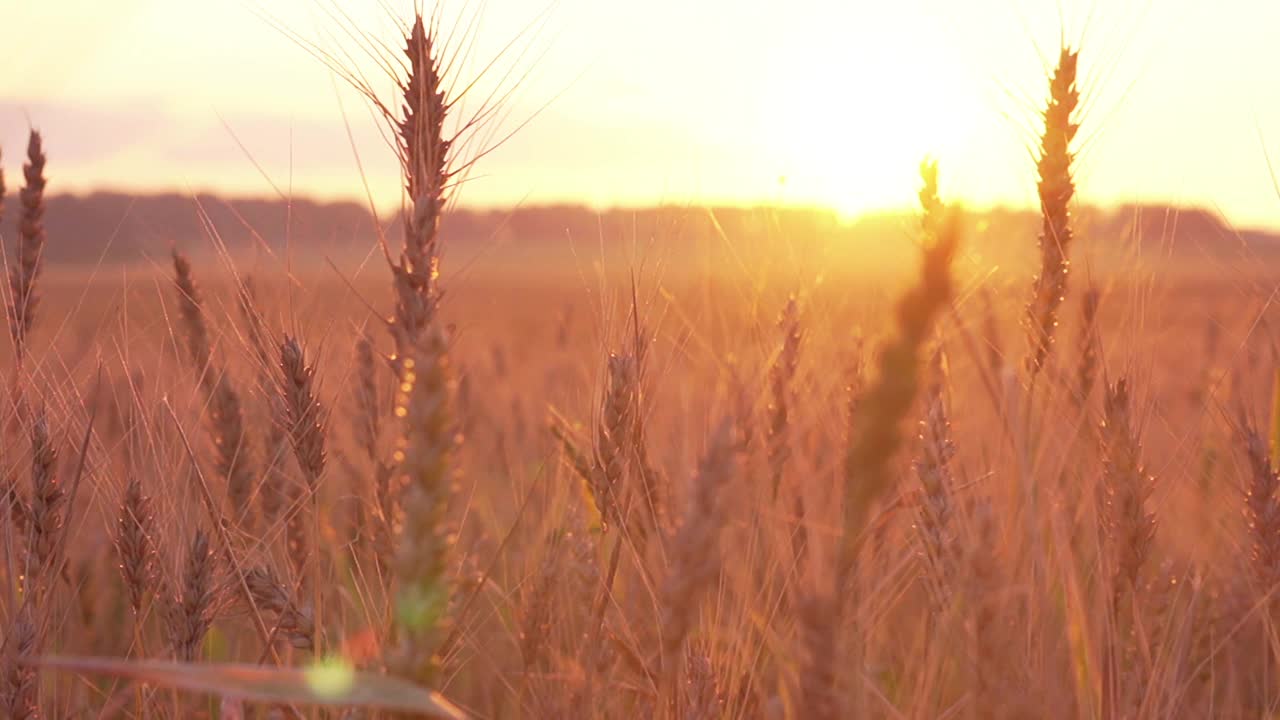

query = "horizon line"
25;186;1279;233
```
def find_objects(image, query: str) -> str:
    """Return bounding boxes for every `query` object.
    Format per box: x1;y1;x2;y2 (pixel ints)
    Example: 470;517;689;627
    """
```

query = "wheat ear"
1025;48;1081;378
839;168;961;584
7;130;47;363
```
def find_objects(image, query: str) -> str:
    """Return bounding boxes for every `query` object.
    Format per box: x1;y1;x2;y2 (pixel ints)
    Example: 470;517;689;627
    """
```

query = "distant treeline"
2;191;1273;268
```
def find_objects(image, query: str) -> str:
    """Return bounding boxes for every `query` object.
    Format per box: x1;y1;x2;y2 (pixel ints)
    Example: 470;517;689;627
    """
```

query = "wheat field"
2;7;1280;720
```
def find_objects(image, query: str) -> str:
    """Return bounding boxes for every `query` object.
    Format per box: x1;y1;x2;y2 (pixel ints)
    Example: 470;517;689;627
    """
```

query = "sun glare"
766;39;981;220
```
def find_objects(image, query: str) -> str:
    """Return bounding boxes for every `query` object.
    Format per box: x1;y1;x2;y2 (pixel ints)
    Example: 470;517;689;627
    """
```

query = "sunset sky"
2;0;1278;228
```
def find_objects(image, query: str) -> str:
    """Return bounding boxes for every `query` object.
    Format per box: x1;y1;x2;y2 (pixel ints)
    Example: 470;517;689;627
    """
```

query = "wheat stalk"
965;499;1008;720
354;333;398;572
386;322;458;687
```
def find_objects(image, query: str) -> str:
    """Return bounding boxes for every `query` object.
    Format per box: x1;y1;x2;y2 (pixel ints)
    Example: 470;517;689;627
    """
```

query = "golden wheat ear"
658;415;741;698
1076;286;1101;403
913;345;957;613
840;167;961;587
280;336;327;488
168;528;217;663
25;410;62;589
171;251;257;524
2;607;39;720
1241;422;1280;592
244;565;315;652
767;295;802;500
375;14;466;691
8;130;47;364
116;475;159;617
1025;48;1081;380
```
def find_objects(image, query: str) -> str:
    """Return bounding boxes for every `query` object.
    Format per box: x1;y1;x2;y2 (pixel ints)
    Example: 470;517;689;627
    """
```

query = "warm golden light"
0;0;1277;225
7;4;1280;720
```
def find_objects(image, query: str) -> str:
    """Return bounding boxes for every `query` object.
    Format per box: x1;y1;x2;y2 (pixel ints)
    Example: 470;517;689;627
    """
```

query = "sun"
762;30;981;219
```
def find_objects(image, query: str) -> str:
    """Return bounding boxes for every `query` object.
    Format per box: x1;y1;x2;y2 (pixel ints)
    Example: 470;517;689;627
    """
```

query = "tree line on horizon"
2;189;1268;268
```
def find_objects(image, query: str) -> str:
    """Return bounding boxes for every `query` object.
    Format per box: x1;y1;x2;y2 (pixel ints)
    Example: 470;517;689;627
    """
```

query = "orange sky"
1;0;1278;228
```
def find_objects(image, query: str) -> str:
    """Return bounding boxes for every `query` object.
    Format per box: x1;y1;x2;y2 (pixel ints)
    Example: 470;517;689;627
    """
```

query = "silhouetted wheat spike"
919;158;943;238
2;478;26;564
209;384;254;520
680;648;724;719
279;335;327;621
238;281;289;526
768;296;802;499
1097;380;1156;720
1242;423;1280;594
8;130;47;362
795;353;866;720
841;202;961;587
625;311;665;540
388;14;452;375
172;251;212;370
401;16;449;273
913;347;956;609
245;565;315;652
354;333;382;463
517;545;558;674
578;339;665;543
1098;380;1155;605
594;352;635;533
795;584;842;720
172;252;256;519
280;336;327;486
1077;287;1101;402
170;528;217;662
659;416;740;692
25;411;61;589
381;14;462;692
285;484;310;583
1025;48;1081;379
2;607;38;720
116;476;158;616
